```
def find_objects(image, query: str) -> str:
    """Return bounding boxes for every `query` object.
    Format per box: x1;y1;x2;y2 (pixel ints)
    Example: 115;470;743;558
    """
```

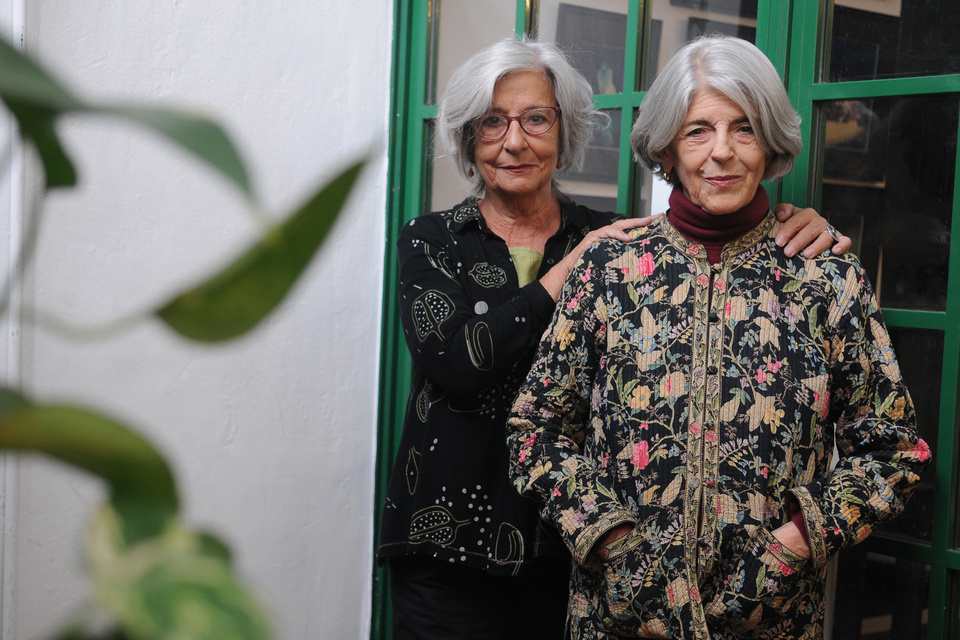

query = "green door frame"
783;2;960;637
374;2;960;637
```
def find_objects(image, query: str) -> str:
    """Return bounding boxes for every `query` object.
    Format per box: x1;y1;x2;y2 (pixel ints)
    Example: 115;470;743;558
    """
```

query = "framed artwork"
823;33;887;184
686;17;756;43
561;110;622;184
828;6;900;81
670;0;758;19
825;38;880;153
825;99;874;152
556;4;627;95
822;97;887;185
556;4;627;183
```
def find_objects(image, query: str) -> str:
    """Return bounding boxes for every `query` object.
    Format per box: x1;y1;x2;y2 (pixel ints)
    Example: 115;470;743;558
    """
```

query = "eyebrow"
487;105;557;114
684;116;752;127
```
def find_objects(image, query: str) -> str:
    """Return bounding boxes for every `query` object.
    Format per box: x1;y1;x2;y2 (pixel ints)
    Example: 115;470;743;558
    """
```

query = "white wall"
1;1;390;638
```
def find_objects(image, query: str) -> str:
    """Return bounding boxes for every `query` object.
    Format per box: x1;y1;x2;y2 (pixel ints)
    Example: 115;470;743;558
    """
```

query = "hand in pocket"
704;527;813;636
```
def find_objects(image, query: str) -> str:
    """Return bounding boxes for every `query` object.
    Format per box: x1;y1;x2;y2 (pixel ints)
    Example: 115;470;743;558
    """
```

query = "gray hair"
437;36;606;195
631;35;802;183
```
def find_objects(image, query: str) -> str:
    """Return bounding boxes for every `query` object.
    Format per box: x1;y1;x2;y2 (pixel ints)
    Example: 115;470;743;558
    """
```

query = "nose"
501;119;528;152
711;128;734;161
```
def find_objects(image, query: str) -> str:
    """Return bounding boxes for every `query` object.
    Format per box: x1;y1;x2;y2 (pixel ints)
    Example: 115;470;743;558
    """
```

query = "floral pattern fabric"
378;197;618;575
507;213;930;638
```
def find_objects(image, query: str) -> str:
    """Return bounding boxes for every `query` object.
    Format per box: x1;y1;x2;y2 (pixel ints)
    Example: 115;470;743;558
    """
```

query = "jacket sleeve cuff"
571;510;637;566
787;486;828;569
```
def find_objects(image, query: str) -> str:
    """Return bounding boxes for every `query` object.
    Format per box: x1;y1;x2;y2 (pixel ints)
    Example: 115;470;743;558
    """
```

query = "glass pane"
882;327;941;542
634;164;673;218
819;94;957;311
829;550;929;639
428;0;517;105
557;109;621;213
537;0;629;94
824;0;960;82
647;0;757;88
427;120;474;213
953;571;960;637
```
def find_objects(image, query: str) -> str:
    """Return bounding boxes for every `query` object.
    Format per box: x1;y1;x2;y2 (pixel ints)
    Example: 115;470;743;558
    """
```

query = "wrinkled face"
473;70;561;204
662;87;767;215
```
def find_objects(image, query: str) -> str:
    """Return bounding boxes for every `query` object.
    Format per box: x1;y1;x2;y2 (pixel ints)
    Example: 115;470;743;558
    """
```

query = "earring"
661;170;670;181
556;160;563;169
468;168;475;177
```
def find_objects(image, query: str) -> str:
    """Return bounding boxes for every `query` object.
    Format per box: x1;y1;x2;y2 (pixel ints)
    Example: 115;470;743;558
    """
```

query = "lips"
704;175;741;187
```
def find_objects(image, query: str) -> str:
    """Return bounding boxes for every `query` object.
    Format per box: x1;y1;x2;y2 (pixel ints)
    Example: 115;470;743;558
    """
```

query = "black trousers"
389;554;571;640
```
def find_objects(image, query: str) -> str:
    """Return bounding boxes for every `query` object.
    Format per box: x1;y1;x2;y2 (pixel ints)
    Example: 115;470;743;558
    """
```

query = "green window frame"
374;1;960;637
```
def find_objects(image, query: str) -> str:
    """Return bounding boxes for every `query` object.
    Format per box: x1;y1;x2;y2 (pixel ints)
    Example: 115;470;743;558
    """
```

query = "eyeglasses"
472;106;561;141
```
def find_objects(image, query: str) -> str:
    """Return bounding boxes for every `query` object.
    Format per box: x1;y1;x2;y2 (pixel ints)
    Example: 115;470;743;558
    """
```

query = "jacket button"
707;366;718;375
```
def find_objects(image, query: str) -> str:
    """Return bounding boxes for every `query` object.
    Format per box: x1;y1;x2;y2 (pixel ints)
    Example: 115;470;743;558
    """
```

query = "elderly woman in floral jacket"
506;35;930;639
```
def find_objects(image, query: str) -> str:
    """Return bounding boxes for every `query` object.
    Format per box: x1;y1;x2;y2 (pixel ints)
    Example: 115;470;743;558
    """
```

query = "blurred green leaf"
194;530;234;565
0;35;251;195
7;102;79;186
158;159;364;342
88;506;271;640
0;386;30;416
0;36;82;187
0;36;81;110
0;392;178;542
102;106;251;198
50;626;130;640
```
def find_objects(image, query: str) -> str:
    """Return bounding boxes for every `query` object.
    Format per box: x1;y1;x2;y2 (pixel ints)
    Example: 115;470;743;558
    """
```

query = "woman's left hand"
774;204;852;258
771;522;811;559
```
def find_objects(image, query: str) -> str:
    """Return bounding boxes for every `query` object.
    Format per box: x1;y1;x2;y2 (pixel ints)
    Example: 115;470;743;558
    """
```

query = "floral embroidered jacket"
378;197;618;575
507;213;930;638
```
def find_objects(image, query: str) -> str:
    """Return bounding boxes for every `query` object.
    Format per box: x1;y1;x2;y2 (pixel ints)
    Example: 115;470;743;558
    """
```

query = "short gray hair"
437;36;606;195
631;35;802;183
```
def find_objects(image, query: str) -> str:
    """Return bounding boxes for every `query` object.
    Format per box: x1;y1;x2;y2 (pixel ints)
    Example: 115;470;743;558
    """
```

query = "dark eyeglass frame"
472;106;562;141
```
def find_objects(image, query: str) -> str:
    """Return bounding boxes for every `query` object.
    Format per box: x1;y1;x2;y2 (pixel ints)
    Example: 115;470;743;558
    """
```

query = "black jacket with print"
377;197;618;575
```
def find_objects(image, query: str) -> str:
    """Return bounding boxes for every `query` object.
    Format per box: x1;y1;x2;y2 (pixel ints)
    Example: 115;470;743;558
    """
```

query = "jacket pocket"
703;527;813;637
599;527;675;638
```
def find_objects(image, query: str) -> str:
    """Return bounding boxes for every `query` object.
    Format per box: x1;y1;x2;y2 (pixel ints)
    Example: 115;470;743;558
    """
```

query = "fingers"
806;227;852;258
593;220;636;242
601;216;662;241
829;232;853;255
776;206;827;257
778;213;820;257
778;215;852;258
573;216;662;254
618;215;662;229
774;203;798;221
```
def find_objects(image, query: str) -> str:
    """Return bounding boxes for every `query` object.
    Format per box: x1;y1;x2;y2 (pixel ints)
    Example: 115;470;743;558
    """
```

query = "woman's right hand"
594;523;634;561
540;216;657;300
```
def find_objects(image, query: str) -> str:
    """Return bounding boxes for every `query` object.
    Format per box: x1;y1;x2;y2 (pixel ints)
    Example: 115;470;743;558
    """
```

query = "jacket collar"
661;209;778;264
445;196;596;239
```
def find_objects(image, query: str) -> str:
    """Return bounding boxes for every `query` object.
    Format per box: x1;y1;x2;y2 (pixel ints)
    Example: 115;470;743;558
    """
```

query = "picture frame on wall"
686;17;757;43
669;0;758;19
555;3;627;184
556;3;627;96
823;36;886;185
558;109;621;184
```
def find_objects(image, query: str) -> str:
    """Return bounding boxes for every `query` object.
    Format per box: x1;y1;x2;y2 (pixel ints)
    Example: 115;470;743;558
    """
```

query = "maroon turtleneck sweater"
666;186;770;263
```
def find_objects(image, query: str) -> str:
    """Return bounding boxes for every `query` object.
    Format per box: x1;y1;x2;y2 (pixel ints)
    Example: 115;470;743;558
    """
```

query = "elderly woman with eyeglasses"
377;36;848;640
506;35;929;639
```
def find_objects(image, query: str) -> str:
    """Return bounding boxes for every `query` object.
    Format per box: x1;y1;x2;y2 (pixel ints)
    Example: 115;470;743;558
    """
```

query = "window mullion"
781;0;823;208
